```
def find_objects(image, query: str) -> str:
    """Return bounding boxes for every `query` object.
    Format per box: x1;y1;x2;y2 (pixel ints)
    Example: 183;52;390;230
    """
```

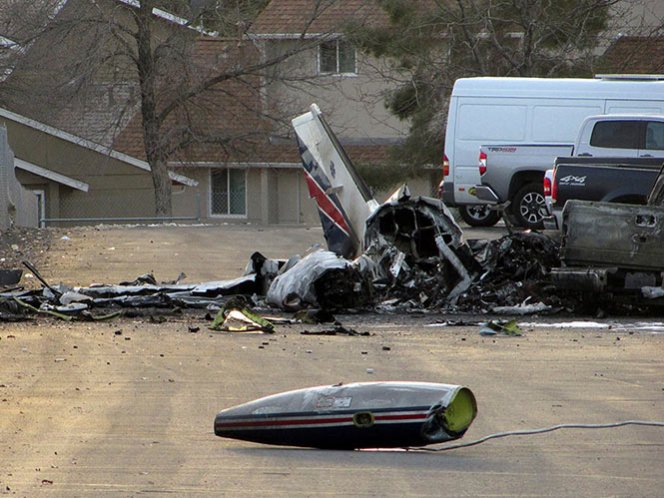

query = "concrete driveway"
1;223;662;496
37;222;509;285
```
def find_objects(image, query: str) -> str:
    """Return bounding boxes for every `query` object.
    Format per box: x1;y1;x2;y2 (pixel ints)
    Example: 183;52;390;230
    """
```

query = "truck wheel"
458;205;501;227
511;182;546;229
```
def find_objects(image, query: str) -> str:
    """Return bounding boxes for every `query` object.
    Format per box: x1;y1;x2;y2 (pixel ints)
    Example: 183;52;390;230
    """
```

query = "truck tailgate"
561;200;664;270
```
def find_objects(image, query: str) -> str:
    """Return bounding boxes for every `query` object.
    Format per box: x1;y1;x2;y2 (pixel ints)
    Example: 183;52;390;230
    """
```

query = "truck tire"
511;182;546;229
458;205;501;227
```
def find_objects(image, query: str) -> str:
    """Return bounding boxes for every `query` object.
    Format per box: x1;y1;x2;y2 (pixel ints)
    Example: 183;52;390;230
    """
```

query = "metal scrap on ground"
3;105;664;322
1;207;662;321
3;187;664;321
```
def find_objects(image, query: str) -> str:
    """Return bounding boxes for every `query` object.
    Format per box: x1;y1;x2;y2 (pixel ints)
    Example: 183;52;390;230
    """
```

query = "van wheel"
511;182;546;229
458;205;501;227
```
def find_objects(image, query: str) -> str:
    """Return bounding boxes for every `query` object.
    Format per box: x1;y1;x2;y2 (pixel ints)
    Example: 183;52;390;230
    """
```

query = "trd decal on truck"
487;147;517;153
558;175;586;187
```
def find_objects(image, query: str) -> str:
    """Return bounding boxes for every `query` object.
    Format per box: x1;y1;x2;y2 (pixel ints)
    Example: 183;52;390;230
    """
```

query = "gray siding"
0;126;38;228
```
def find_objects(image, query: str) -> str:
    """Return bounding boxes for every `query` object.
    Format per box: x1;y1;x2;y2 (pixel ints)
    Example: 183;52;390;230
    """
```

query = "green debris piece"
209;300;274;333
481;319;523;336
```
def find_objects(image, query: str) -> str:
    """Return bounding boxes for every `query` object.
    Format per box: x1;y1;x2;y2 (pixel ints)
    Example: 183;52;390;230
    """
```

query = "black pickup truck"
544;157;664;230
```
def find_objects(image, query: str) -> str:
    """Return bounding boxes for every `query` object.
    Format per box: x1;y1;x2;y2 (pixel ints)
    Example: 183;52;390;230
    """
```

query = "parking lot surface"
1;223;662;496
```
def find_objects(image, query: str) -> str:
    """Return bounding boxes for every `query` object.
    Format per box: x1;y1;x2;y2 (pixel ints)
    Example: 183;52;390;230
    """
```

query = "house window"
210;168;246;216
319;39;356;74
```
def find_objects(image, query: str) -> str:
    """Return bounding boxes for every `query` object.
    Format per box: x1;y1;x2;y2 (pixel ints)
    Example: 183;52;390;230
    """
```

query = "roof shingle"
600;36;664;74
113;36;394;166
249;0;389;36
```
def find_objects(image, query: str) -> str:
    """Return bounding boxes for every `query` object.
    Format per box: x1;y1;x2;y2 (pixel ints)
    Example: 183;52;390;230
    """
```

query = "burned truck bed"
560;200;664;271
551;167;664;304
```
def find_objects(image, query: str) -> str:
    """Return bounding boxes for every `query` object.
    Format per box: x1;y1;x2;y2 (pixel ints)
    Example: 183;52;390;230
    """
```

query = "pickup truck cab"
543;157;664;230
575;115;664;158
474;114;664;228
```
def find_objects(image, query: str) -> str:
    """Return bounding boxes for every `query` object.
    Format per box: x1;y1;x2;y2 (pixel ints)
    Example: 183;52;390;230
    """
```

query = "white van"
441;75;664;226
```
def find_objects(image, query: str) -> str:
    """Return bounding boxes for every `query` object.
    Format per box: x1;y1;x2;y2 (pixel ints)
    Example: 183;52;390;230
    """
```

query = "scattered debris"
492;299;553;315
300;325;370;336
293;308;336;324
479;320;523;337
0;269;22;287
0;217;655;325
455;231;561;313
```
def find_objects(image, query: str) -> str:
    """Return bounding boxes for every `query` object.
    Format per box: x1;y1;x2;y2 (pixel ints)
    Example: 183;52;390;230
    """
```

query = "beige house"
157;0;425;226
250;0;406;143
108;0;432;226
1;0;428;227
0;107;197;227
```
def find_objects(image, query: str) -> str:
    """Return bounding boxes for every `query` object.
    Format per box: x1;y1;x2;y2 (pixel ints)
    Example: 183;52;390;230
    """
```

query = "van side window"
645;122;664;150
590;121;641;149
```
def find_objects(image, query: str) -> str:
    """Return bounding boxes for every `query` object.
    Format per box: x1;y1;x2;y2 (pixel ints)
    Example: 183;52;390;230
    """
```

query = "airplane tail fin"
292;104;378;259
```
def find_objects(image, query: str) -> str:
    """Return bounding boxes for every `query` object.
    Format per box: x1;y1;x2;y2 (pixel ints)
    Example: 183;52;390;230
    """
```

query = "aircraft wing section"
292;104;379;259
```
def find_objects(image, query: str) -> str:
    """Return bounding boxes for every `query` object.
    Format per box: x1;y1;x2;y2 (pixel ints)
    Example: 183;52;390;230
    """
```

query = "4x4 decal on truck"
558;175;586;187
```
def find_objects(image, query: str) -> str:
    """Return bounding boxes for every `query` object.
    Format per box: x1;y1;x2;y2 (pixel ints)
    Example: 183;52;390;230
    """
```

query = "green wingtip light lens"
443;387;478;434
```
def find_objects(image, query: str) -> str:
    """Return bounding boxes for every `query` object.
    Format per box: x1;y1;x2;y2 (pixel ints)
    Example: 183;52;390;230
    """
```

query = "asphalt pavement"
1;222;662;497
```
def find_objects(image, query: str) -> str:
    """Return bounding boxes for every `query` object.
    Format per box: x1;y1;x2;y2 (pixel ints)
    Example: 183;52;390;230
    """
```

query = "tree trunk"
135;0;172;218
149;156;173;218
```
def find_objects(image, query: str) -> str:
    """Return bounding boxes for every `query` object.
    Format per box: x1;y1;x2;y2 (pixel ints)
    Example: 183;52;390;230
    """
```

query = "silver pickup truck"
473;114;664;228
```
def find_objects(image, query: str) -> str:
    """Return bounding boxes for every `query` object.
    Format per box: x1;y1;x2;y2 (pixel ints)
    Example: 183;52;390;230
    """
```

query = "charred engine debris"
459;232;562;313
361;198;570;314
361;194;479;310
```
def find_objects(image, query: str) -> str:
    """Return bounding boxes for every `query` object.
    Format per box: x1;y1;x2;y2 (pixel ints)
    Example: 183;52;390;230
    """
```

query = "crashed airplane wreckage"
1;106;553;320
290;104;664;312
287;104;561;312
291;105;479;308
214;381;477;449
2;106;664;320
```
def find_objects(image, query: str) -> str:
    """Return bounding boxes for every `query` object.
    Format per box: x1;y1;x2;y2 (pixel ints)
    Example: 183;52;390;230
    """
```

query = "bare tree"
0;0;341;217
345;0;630;168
